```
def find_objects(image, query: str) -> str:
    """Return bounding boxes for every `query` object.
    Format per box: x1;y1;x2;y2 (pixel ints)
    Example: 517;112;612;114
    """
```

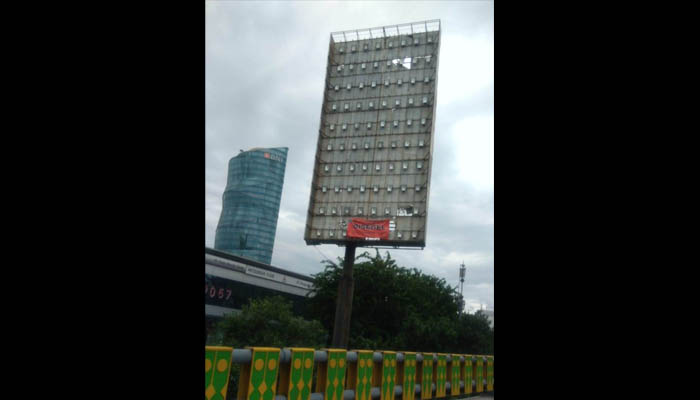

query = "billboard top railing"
330;19;440;43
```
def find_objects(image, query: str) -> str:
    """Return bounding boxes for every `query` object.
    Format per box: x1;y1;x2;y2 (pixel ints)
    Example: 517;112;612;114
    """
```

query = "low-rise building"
205;247;313;340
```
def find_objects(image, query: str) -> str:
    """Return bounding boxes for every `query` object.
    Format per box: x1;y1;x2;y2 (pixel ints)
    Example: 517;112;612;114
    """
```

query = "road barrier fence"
205;346;493;400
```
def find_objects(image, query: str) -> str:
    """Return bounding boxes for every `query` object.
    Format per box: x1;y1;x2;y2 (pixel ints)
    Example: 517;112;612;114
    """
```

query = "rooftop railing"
330;20;441;43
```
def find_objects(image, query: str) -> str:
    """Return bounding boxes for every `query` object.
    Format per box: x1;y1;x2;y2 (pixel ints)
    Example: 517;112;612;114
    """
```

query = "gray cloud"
206;1;494;310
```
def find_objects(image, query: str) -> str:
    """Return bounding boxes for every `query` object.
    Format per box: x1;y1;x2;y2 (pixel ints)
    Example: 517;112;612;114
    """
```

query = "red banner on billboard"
347;218;390;239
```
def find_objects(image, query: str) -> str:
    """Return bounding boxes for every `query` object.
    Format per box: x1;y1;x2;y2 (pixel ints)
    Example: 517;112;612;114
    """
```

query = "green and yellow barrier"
238;347;281;400
419;353;434;399
486;356;493;391
205;346;233;400
316;349;347;400
277;348;315;400
372;351;397;400
434;354;447;398
204;346;493;400
475;356;483;393
400;352;417;400
348;350;374;400
464;355;474;395
448;354;461;396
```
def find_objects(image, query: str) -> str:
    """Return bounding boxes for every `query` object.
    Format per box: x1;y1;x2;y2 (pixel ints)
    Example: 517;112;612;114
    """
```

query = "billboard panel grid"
305;20;441;248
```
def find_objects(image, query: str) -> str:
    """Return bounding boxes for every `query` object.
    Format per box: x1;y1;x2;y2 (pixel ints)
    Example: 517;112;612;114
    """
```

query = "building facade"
215;147;288;264
304;20;441;247
205;247;313;342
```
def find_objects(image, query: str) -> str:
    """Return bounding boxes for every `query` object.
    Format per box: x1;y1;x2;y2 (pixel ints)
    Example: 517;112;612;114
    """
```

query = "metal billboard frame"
305;20;442;249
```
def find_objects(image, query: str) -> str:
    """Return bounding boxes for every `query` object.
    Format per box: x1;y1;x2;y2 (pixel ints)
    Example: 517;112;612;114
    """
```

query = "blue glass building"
214;147;288;265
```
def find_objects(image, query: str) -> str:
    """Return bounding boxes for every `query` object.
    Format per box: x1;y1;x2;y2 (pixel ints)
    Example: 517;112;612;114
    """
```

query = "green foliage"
304;249;493;354
209;296;329;400
209;295;328;349
454;311;494;354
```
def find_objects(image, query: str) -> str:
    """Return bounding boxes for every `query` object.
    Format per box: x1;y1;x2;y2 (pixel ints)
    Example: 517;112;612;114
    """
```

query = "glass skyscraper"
215;147;288;265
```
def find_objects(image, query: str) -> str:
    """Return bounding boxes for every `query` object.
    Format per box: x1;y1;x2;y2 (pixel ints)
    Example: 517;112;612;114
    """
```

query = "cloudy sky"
206;1;493;312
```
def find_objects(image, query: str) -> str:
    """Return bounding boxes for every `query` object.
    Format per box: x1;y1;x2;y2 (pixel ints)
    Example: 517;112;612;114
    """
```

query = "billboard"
304;20;442;248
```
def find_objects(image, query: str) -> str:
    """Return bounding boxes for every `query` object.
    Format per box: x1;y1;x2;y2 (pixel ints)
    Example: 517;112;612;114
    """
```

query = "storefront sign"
206;254;312;290
245;266;313;289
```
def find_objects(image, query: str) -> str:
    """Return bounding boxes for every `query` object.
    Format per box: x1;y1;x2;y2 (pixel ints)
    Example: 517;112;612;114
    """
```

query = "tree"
454;311;494;354
209;295;328;349
208;296;329;400
304;250;492;354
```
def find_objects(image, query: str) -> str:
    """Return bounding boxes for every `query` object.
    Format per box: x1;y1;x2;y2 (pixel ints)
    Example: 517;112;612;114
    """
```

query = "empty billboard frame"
305;20;441;248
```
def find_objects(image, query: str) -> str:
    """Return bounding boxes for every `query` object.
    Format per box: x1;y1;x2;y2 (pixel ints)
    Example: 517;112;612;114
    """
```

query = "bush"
208;296;328;399
210;295;328;349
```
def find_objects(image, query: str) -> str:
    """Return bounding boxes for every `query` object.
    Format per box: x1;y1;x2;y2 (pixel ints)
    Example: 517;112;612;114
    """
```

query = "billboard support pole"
331;243;356;348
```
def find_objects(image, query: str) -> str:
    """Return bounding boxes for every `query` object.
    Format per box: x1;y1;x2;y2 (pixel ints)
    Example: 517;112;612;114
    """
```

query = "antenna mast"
459;262;466;314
